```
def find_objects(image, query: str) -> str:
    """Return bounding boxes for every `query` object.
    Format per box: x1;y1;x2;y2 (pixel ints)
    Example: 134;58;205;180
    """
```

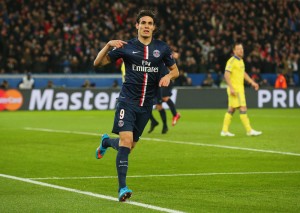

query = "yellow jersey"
121;62;125;83
225;55;245;91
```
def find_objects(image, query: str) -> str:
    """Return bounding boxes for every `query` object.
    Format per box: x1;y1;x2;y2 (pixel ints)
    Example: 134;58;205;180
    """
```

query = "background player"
221;42;262;137
148;52;181;134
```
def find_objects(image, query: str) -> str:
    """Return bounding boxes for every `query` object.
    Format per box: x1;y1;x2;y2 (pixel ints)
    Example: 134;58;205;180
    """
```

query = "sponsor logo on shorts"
118;120;124;127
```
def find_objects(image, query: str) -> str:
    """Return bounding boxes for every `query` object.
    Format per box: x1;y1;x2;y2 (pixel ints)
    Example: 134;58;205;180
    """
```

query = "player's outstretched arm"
159;64;179;87
94;40;127;67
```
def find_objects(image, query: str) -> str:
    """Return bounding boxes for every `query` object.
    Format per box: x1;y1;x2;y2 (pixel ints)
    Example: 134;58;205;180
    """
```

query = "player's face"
233;44;244;58
136;16;155;39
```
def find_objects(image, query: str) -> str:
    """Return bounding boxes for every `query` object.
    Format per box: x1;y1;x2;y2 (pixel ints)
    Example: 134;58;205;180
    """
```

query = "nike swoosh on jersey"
132;51;140;54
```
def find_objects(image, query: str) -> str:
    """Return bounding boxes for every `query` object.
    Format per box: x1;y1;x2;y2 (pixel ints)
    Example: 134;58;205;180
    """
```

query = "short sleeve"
108;47;124;62
162;45;175;68
225;60;233;72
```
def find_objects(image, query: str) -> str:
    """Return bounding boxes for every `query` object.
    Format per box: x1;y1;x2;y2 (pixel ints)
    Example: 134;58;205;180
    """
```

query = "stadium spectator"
46;80;55;88
274;71;288;89
250;68;270;87
81;79;95;88
0;80;9;89
19;73;34;89
111;79;119;88
174;70;192;86
201;73;217;87
219;76;227;89
288;77;296;87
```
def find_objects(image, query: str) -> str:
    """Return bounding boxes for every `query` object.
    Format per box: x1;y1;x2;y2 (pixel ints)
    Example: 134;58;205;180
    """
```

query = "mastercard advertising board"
0;89;23;111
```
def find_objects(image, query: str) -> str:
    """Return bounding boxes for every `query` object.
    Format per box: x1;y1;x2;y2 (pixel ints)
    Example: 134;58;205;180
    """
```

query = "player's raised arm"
94;40;127;67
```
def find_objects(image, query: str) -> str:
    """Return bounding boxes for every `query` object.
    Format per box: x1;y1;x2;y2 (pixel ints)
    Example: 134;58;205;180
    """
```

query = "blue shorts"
154;87;163;105
161;84;172;98
112;101;152;142
154;83;173;105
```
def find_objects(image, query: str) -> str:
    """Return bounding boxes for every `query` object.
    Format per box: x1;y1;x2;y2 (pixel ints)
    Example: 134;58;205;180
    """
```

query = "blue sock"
116;147;130;191
167;99;177;116
103;138;120;151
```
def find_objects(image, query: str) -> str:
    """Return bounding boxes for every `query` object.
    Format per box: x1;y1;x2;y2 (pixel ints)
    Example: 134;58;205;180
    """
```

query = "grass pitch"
0;109;300;212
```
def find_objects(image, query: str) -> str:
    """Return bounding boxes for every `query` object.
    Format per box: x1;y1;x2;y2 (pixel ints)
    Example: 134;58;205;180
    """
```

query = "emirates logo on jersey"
153;50;160;58
132;60;159;73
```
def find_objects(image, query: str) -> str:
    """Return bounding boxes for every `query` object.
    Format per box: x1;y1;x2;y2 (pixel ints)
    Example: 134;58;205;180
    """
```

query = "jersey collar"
233;55;241;60
136;37;153;46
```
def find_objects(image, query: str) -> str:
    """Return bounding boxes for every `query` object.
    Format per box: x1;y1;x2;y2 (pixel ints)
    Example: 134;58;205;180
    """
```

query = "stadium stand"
0;0;299;87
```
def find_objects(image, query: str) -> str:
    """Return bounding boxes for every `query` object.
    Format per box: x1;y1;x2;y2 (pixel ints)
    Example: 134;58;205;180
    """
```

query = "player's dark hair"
232;42;243;50
136;9;157;25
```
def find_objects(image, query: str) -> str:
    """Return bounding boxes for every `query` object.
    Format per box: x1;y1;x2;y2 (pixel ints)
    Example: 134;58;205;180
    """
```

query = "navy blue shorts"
161;82;173;98
154;83;173;105
112;101;152;142
155;87;163;105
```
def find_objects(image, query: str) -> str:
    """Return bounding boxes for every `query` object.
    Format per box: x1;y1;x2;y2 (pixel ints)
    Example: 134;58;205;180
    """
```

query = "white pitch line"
29;171;300;180
24;127;99;136
24;127;300;157
144;138;300;157
0;173;185;213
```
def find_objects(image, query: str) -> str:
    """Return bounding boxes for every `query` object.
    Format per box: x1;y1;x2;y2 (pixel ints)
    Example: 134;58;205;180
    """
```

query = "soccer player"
148;78;181;134
93;10;179;202
148;86;169;134
221;42;262;137
148;52;181;134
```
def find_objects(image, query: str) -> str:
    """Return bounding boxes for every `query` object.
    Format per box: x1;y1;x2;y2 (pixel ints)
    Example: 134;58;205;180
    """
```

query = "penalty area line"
0;173;185;213
24;127;300;157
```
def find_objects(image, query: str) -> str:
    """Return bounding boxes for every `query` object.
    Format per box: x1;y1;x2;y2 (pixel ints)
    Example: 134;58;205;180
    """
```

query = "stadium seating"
0;1;299;87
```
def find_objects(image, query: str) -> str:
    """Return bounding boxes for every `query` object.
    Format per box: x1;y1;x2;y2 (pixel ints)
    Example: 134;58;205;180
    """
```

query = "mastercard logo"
0;89;23;111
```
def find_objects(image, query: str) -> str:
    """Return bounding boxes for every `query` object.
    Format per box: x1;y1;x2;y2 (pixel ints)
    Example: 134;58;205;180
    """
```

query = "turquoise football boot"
118;186;132;202
95;134;109;159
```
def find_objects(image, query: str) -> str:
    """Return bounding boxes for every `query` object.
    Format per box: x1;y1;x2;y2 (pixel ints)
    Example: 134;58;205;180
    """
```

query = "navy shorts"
112;101;152;142
154;87;163;105
154;82;173;105
161;82;173;98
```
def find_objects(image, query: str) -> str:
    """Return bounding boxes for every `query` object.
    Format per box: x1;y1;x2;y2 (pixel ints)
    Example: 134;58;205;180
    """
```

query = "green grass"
0;109;300;212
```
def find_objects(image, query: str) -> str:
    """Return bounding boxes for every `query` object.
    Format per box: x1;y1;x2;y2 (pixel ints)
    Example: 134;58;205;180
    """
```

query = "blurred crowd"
0;0;300;86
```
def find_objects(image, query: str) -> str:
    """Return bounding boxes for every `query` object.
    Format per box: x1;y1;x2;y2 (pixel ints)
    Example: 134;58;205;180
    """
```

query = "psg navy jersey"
108;38;175;106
